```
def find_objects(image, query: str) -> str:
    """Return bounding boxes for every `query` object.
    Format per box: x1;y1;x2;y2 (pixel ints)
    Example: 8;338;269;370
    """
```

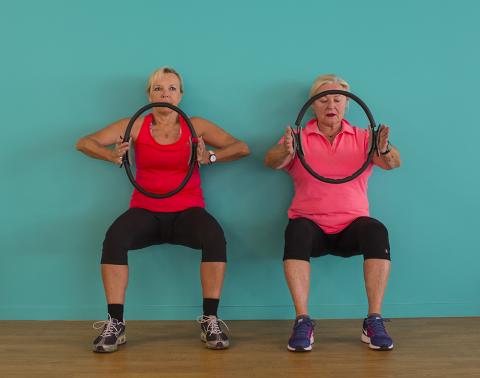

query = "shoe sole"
361;332;394;351
200;332;229;350
93;334;127;353
287;335;314;352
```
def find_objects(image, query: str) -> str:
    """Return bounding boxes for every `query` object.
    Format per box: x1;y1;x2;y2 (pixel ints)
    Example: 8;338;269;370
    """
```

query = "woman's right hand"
111;136;131;165
283;126;295;156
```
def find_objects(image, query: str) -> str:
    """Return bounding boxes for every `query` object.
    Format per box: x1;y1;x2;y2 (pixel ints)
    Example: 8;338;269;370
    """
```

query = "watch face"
209;153;217;163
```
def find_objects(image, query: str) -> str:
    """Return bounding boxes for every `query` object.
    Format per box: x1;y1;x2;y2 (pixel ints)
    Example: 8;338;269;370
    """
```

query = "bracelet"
380;141;392;155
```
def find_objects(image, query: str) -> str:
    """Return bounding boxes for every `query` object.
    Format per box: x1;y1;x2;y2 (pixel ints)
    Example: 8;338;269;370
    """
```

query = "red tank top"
129;113;205;212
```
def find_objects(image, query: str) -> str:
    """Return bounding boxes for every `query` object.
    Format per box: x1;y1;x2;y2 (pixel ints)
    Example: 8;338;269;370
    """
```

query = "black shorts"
102;207;226;265
283;216;391;261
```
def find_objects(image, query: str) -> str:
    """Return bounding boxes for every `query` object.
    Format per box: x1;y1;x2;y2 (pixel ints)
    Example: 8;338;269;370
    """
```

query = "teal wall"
1;0;479;320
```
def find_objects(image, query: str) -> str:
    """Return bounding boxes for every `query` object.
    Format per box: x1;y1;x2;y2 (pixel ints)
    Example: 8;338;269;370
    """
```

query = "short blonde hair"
309;74;350;97
146;67;184;95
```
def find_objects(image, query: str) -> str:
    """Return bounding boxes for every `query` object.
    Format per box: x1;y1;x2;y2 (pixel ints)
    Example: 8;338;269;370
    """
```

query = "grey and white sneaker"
197;315;229;349
92;315;126;353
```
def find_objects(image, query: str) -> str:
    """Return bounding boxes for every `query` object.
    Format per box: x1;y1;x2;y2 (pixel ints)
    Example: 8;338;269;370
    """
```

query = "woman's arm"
191;117;250;164
75;118;131;165
372;124;401;170
264;127;295;169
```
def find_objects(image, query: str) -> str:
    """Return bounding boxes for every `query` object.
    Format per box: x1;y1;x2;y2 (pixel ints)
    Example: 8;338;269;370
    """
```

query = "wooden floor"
1;318;479;377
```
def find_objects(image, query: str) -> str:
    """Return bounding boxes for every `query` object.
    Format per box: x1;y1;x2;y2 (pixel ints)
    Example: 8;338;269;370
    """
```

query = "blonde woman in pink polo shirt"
265;74;401;352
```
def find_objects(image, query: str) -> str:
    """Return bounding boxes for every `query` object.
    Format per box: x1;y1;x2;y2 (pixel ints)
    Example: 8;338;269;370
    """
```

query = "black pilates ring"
122;102;198;198
293;89;379;184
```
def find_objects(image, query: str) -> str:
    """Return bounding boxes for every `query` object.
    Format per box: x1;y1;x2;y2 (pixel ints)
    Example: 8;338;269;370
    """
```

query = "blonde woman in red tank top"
76;67;250;352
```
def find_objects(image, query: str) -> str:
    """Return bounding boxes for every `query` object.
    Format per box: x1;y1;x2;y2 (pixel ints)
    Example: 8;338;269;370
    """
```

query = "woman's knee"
201;216;227;262
357;218;391;260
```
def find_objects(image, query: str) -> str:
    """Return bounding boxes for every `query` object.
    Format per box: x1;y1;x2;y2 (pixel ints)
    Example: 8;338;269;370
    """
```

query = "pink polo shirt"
282;118;373;234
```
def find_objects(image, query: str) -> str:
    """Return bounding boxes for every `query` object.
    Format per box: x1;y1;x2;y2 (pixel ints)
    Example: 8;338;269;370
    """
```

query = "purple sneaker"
361;315;394;350
287;315;314;352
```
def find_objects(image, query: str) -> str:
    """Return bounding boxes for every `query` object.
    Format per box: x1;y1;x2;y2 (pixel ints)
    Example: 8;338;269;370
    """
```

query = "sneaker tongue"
296;315;310;324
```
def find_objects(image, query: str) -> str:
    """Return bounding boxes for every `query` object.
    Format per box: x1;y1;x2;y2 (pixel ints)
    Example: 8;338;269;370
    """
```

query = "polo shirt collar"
304;118;355;136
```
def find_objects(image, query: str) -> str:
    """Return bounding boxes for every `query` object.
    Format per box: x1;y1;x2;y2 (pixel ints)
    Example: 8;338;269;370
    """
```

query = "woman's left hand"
377;124;390;153
196;136;211;165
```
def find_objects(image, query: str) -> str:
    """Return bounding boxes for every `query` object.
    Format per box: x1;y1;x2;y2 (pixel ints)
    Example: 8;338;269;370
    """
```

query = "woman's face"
311;83;348;127
148;73;183;115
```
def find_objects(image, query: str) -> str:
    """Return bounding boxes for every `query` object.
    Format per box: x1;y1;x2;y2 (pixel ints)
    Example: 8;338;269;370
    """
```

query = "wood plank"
0;318;479;377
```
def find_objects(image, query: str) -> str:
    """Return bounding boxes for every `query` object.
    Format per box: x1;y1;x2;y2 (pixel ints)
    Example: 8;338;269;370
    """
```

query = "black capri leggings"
284;216;390;262
102;207;226;265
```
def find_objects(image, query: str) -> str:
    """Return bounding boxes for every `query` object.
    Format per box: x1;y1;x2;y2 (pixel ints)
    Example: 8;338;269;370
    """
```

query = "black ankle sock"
203;298;219;317
108;304;124;322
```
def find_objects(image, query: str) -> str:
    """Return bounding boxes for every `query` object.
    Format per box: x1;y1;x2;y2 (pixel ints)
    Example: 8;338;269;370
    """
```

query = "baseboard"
1;303;479;320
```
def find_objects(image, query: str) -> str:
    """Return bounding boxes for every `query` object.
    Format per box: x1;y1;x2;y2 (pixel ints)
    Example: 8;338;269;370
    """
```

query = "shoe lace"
197;315;229;335
93;315;122;337
368;317;390;335
293;318;313;339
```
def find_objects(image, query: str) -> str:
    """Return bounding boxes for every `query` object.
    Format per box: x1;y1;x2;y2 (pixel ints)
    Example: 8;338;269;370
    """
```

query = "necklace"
149;118;182;140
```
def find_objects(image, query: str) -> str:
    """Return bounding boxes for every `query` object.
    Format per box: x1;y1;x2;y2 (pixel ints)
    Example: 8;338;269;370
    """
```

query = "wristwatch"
208;150;217;164
380;141;392;155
